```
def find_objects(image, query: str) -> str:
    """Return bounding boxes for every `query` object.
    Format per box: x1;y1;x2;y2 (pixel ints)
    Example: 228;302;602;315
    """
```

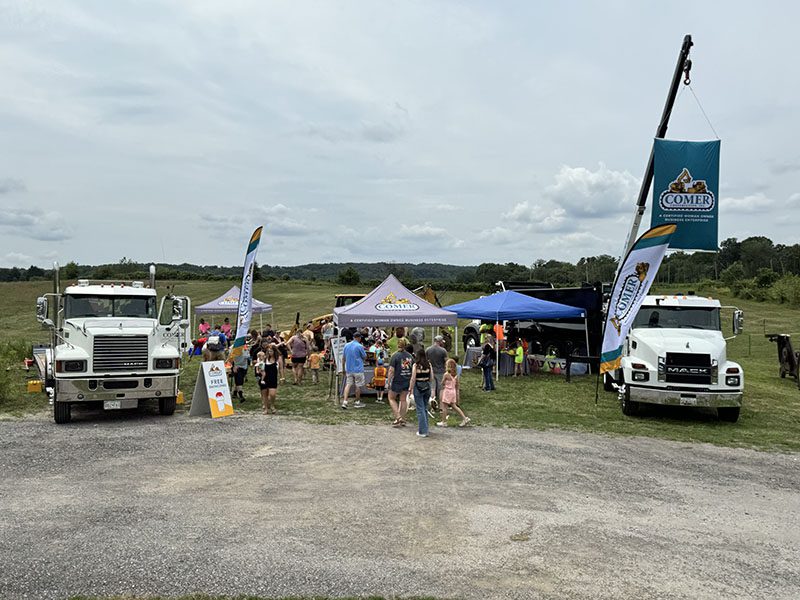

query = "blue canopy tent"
444;290;587;379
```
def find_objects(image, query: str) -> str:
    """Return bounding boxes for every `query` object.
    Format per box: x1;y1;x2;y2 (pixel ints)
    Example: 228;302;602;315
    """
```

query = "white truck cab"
617;294;744;422
36;265;191;424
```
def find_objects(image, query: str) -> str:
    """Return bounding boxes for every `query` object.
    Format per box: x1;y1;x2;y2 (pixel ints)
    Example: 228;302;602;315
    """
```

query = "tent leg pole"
496;321;500;381
584;316;591;375
455;325;458;357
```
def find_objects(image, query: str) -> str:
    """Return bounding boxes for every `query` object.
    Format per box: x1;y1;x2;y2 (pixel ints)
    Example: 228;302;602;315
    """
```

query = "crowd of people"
340;326;470;438
193;320;471;438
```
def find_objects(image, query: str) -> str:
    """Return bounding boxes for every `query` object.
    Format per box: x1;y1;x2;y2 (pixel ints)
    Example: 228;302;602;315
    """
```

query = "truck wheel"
620;385;639;416
463;332;479;349
54;401;71;424
158;396;177;416
718;407;740;423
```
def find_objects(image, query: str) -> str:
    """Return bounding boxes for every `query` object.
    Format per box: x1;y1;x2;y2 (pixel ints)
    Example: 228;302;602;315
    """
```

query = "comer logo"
375;292;419;312
659;168;715;212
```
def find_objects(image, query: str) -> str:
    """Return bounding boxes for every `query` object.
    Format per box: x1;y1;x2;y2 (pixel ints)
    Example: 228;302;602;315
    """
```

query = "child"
256;347;279;414
371;359;387;403
514;340;525;377
308;347;322;384
478;345;495;391
437;358;471;427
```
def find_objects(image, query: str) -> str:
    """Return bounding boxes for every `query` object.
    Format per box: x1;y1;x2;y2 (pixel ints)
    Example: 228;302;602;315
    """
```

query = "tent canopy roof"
194;286;272;315
334;274;457;327
443;290;584;321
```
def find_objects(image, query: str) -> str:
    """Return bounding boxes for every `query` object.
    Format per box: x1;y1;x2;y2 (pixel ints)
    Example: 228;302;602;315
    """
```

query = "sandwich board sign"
330;336;346;373
188;360;234;418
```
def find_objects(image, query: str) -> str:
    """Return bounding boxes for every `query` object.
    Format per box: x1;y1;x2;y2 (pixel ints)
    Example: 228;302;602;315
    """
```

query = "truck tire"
718;407;740;423
54;401;71;424
463;331;479;349
620;383;640;416
158;396;177;416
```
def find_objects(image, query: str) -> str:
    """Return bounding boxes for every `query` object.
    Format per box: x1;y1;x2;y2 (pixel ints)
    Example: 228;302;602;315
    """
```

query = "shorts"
372;384;385;391
390;381;409;395
233;366;247;386
291;356;307;365
345;372;365;387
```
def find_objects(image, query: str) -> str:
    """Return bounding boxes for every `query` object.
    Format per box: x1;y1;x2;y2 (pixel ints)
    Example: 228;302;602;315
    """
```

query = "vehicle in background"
610;293;745;421
461;281;606;362
35;264;191;424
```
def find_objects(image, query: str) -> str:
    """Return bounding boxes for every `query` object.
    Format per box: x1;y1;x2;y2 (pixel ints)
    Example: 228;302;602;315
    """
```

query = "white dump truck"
613;293;745;422
35;265;191;424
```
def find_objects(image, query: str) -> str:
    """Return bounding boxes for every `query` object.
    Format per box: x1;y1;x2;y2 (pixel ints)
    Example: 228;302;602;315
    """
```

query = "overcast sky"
1;1;798;269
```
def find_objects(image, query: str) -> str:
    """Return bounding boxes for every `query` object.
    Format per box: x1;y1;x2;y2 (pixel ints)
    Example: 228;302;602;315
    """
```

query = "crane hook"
683;58;693;85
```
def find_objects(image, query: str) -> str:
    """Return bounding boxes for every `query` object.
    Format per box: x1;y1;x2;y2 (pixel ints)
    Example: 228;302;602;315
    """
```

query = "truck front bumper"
629;386;742;408
54;375;178;404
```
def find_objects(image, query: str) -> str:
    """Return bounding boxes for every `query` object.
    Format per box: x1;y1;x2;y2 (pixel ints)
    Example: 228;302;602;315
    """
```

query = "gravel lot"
1;410;799;600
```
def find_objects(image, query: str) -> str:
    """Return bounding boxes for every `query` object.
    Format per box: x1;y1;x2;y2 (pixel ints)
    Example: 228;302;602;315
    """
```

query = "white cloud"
260;204;317;237
543;163;640;219
2;252;35;267
0;207;73;241
722;193;777;214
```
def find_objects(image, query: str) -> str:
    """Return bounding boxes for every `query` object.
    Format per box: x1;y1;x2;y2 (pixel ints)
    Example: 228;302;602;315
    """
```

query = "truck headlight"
56;360;87;373
726;376;740;387
154;358;179;369
632;371;649;382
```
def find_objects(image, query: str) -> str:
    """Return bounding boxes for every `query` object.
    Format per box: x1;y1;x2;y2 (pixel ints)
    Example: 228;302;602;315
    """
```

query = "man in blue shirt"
341;331;367;409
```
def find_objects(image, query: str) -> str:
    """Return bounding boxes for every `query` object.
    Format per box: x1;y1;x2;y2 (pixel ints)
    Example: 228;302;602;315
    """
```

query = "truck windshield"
633;306;720;331
65;295;156;319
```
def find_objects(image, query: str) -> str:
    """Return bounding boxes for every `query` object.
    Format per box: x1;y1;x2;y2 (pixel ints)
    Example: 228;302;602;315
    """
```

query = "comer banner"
601;224;676;375
228;226;263;362
650;139;719;250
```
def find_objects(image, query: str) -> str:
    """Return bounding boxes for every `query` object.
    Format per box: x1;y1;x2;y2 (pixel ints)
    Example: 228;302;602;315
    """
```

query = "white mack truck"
612;293;745;422
35;264;191;424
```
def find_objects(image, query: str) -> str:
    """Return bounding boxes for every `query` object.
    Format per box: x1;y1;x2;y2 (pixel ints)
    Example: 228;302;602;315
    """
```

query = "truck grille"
93;336;149;372
663;352;712;385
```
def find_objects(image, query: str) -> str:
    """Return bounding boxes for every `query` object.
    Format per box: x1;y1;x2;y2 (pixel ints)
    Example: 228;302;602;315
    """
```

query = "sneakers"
353;401;366;408
416;432;428;438
436;421;447;427
459;417;471;427
340;401;348;410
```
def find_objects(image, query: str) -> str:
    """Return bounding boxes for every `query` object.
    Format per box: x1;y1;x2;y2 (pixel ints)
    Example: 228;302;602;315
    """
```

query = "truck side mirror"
36;297;48;323
172;298;190;329
171;298;183;321
733;310;744;335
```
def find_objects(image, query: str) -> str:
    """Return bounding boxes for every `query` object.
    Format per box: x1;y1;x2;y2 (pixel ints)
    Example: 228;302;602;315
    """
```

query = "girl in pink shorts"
437;358;471;427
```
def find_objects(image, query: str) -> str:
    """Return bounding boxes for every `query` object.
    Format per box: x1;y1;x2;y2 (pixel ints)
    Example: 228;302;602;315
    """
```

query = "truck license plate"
104;400;122;410
679;396;697;406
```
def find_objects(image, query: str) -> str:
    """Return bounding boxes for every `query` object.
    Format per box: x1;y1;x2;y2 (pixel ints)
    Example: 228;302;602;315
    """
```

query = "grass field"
1;279;799;451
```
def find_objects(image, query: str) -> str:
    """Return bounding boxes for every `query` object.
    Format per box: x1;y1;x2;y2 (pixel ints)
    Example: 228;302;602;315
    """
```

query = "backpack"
207;334;224;352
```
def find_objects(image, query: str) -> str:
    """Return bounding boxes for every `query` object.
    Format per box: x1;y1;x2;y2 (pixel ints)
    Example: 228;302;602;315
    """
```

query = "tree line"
3;236;800;292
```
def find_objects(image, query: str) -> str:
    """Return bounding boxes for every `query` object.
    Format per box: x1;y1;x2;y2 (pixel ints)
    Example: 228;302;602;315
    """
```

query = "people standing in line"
437;358;471;427
256;346;279;414
371;359;387;403
308;347;322;384
409;348;432;438
202;324;228;362
387;342;414;427
341;331;367;409
478;343;495;391
426;335;449;405
231;345;251;402
288;330;309;385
